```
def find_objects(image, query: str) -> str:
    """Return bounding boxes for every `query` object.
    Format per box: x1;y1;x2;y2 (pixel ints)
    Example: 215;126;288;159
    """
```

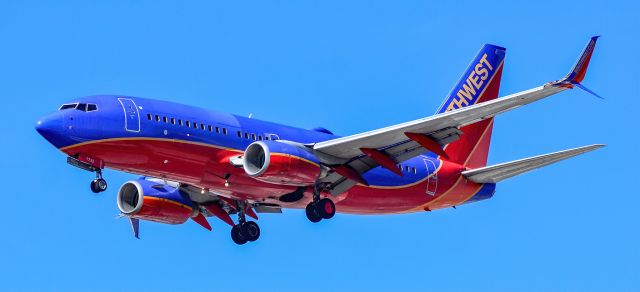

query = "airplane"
35;36;604;245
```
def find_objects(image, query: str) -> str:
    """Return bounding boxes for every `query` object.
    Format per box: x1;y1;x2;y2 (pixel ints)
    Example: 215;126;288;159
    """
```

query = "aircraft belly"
61;138;299;200
61;137;493;215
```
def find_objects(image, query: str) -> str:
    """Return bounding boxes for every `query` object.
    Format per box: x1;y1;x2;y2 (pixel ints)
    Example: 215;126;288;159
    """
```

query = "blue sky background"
1;1;638;291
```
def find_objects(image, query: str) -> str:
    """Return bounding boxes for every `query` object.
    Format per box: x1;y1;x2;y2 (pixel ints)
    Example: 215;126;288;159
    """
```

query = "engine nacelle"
117;178;196;225
243;141;321;186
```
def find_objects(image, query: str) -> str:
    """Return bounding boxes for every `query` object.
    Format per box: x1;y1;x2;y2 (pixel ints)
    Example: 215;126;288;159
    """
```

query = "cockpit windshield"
59;103;98;112
59;103;78;110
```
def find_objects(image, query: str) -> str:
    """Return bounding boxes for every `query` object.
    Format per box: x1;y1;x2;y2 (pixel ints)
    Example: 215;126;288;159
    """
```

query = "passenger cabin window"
186;121;190;127
208;125;213;132
178;119;183;126
155;115;160;122
215;127;220;134
237;131;242;138
244;132;249;139
193;122;198;129
163;116;168;123
223;128;228;135
251;133;256;140
200;124;205;130
170;118;175;125
147;114;152;120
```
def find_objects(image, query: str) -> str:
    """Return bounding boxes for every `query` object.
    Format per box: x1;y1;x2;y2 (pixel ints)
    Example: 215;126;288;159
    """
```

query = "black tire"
317;198;336;219
241;221;260;242
305;203;322;223
231;225;247;245
96;178;108;192
90;180;101;193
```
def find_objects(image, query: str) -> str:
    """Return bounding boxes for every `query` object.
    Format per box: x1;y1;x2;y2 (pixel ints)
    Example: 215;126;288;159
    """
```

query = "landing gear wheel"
230;201;261;244
96;178;107;192
306;202;322;223
241;221;260;242
90;178;108;193
317;198;336;219
231;224;248;245
90;180;99;193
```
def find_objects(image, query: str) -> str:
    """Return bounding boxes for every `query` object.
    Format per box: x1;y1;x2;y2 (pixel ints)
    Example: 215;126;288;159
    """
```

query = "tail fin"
436;44;506;167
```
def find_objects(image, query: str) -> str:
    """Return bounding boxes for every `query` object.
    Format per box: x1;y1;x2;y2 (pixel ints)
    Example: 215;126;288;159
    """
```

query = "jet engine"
117;178;197;224
243;141;321;186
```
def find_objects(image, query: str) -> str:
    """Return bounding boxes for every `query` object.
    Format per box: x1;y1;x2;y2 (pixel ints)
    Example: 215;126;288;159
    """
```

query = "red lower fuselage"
61;137;493;214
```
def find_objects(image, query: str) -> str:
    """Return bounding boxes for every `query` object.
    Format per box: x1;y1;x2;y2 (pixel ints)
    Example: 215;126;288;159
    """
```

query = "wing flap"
462;144;604;183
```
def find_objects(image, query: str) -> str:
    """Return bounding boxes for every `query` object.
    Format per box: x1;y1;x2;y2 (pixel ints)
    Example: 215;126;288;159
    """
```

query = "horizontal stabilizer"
462;144;604;183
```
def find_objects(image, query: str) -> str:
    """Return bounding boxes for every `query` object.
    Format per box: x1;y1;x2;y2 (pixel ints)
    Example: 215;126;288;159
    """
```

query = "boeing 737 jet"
36;37;603;244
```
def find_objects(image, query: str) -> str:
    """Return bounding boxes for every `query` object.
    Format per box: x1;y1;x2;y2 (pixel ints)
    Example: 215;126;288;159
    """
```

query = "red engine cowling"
117;179;196;224
243;141;321;186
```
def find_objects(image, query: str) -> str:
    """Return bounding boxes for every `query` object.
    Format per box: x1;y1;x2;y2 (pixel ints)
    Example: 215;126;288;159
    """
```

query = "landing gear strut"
90;170;108;193
305;184;336;223
230;202;260;245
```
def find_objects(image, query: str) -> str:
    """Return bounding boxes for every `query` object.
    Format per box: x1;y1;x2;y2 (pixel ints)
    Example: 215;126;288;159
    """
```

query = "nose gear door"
118;98;141;132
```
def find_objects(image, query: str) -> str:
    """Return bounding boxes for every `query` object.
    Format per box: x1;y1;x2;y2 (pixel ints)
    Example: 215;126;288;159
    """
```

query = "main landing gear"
90;170;108;194
231;202;260;245
305;184;336;223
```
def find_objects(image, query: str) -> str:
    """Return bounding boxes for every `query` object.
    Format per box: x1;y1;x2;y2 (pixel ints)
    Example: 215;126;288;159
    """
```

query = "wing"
461;144;604;183
317;84;568;194
313;37;600;194
315;84;567;158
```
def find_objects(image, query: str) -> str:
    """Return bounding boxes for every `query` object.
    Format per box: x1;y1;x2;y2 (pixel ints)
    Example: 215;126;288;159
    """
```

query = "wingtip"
129;217;140;239
552;36;600;90
568;36;599;84
582;144;606;151
574;83;605;100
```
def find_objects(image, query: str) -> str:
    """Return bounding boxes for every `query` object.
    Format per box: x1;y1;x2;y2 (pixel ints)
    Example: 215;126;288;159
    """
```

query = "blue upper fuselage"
36;95;337;150
34;95;475;189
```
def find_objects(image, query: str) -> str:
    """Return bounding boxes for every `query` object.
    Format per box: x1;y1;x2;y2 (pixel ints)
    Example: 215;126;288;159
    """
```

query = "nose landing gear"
66;156;108;194
90;170;108;193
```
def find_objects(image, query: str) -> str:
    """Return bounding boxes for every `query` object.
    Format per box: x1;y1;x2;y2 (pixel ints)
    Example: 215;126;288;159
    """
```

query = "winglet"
129;218;140;239
554;36;603;98
565;36;599;84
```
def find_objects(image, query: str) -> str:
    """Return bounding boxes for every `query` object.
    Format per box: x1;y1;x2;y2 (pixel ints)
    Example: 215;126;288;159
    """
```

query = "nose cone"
35;113;66;147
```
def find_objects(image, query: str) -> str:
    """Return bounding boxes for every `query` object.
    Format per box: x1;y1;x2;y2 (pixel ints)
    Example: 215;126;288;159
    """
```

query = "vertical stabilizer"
436;44;506;167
